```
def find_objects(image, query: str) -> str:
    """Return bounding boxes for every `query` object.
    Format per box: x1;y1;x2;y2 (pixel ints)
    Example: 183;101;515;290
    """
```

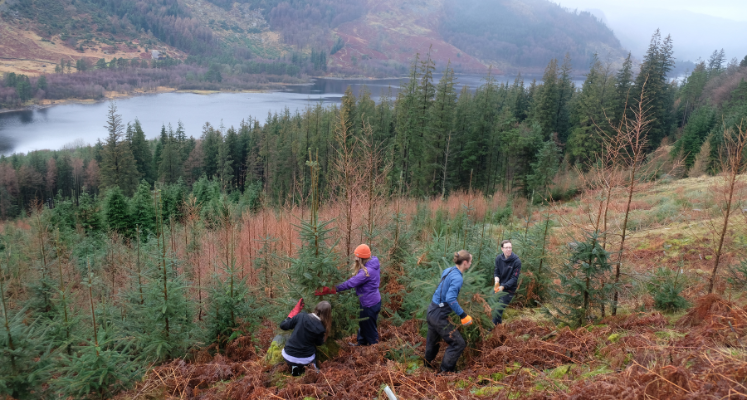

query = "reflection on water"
0;74;553;155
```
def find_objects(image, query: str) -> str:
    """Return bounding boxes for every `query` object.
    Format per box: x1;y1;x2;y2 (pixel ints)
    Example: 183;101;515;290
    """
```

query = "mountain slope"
0;0;626;76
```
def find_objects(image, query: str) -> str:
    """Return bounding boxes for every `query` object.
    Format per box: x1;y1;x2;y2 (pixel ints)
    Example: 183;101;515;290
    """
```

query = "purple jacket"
336;256;381;308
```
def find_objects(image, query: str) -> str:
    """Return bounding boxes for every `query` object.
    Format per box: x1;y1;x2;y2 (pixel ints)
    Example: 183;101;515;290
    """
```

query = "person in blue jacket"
424;250;474;373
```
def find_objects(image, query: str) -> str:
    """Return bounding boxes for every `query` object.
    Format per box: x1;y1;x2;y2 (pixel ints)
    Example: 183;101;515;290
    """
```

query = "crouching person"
280;299;332;376
424;250;474;373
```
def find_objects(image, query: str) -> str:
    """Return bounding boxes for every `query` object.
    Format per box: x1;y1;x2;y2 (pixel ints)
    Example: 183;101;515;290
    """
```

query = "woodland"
1;31;747;399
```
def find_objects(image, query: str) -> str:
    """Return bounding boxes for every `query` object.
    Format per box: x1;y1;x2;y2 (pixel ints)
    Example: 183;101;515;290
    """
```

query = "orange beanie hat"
354;244;371;259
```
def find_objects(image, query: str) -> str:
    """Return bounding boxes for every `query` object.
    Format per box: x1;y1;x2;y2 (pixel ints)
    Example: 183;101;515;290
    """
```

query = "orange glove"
494;277;501;293
461;315;473;326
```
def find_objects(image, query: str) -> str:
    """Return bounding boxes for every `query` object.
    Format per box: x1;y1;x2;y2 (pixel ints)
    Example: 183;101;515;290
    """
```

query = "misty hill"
1;0;626;76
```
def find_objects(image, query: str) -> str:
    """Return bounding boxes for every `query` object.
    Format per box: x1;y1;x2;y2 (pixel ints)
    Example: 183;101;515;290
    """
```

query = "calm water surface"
0;74;542;155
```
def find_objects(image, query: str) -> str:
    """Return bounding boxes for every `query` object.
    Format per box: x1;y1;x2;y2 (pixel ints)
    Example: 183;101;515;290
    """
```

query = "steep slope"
1;0;626;77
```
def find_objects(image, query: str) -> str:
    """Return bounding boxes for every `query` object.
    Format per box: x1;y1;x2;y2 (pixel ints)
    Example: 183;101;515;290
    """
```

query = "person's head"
453;250;472;271
353;244;372;277
501;240;513;258
313;301;332;340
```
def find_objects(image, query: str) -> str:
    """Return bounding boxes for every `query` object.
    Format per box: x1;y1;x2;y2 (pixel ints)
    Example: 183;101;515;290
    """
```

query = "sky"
555;0;747;22
553;0;747;64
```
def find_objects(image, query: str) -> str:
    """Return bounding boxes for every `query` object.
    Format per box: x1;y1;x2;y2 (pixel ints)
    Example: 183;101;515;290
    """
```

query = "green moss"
472;385;503;396
491;372;505;381
547;364;572;379
406;361;420;374
265;341;284;365
456;377;474;389
580;365;613;379
607;333;623;343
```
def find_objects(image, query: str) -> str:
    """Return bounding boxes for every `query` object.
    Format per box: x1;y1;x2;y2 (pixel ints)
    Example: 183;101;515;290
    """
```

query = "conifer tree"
427;62;457;196
288;155;358;343
105;187;131;237
54;263;137;399
127;119;154;184
567;54;616;166
631;30;676;148
534;58;560;137
130;180;155;237
544;230;614;327
100;103;139;196
1;262;47;399
158;128;183;184
527;140;560;197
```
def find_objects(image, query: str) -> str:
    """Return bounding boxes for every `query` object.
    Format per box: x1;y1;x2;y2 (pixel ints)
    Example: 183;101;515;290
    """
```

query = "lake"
0;74;545;155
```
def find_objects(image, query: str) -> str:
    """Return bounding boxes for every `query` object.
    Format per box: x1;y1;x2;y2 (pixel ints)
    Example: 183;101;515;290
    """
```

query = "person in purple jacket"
315;244;381;346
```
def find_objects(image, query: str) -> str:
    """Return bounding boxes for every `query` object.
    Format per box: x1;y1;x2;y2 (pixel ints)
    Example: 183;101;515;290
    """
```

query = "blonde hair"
353;257;371;277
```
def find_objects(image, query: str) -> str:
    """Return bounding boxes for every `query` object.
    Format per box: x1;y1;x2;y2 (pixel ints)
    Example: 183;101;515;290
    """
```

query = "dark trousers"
285;358;318;376
357;300;381;345
492;292;514;325
424;302;466;372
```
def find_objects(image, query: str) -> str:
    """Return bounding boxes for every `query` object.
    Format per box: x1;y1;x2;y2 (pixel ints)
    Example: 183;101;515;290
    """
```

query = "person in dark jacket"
424;250;474;373
315;244;382;346
280;299;332;376
493;240;521;325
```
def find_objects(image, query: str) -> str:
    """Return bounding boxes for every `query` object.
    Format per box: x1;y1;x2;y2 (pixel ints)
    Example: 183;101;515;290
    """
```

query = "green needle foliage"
0;291;48;400
53;266;138;399
513;214;554;307
544;230;615;328
646;266;690;313
287;157;358;341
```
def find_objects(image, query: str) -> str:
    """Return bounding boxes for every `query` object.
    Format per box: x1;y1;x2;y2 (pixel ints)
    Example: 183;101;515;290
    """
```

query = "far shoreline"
0;86;279;115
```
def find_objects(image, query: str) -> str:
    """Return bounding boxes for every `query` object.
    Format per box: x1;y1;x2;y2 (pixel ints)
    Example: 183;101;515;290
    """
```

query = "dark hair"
313;301;332;340
453;250;472;265
501;240;512;248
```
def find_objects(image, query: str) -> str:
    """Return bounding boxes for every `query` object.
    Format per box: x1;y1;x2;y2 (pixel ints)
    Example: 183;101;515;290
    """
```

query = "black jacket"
280;312;326;359
494;253;522;293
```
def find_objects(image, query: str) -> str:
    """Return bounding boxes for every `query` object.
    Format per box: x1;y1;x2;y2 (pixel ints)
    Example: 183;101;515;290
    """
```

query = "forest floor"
117;295;747;399
111;174;747;399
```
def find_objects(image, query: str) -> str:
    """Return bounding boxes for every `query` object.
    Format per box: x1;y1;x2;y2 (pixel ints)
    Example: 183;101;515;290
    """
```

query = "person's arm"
502;260;522;289
280;314;300;331
494;255;501;278
336;269;367;292
443;274;466;318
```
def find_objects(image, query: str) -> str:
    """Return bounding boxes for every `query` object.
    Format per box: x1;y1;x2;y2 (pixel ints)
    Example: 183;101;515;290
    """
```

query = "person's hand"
314;286;337;296
494;282;501;293
498;286;504;292
461;315;473;326
288;298;304;318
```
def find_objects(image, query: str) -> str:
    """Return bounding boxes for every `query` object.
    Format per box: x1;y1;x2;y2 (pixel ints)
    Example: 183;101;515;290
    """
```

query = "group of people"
279;241;522;375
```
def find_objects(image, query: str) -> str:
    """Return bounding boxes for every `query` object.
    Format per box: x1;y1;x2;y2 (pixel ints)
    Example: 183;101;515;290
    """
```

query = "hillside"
0;0;626;77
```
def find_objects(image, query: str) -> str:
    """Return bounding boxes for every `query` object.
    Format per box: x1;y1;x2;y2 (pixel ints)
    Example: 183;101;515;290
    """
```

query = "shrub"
646;267;690;313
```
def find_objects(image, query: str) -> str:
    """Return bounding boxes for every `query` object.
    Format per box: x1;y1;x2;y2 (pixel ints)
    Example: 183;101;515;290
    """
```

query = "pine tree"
567;54;616;166
287;156;357;344
534;58;560;138
158;129;183;185
631;30;676;149
427;62;457;196
53;263;137;399
100;103;139;196
1;263;48;399
544;230;614;327
105;187;131;237
130;180;155;237
527;140;560;197
128;119;154;184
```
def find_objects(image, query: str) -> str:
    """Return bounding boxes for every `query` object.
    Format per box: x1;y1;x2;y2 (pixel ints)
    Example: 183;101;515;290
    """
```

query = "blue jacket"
431;266;467;318
336;256;382;308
